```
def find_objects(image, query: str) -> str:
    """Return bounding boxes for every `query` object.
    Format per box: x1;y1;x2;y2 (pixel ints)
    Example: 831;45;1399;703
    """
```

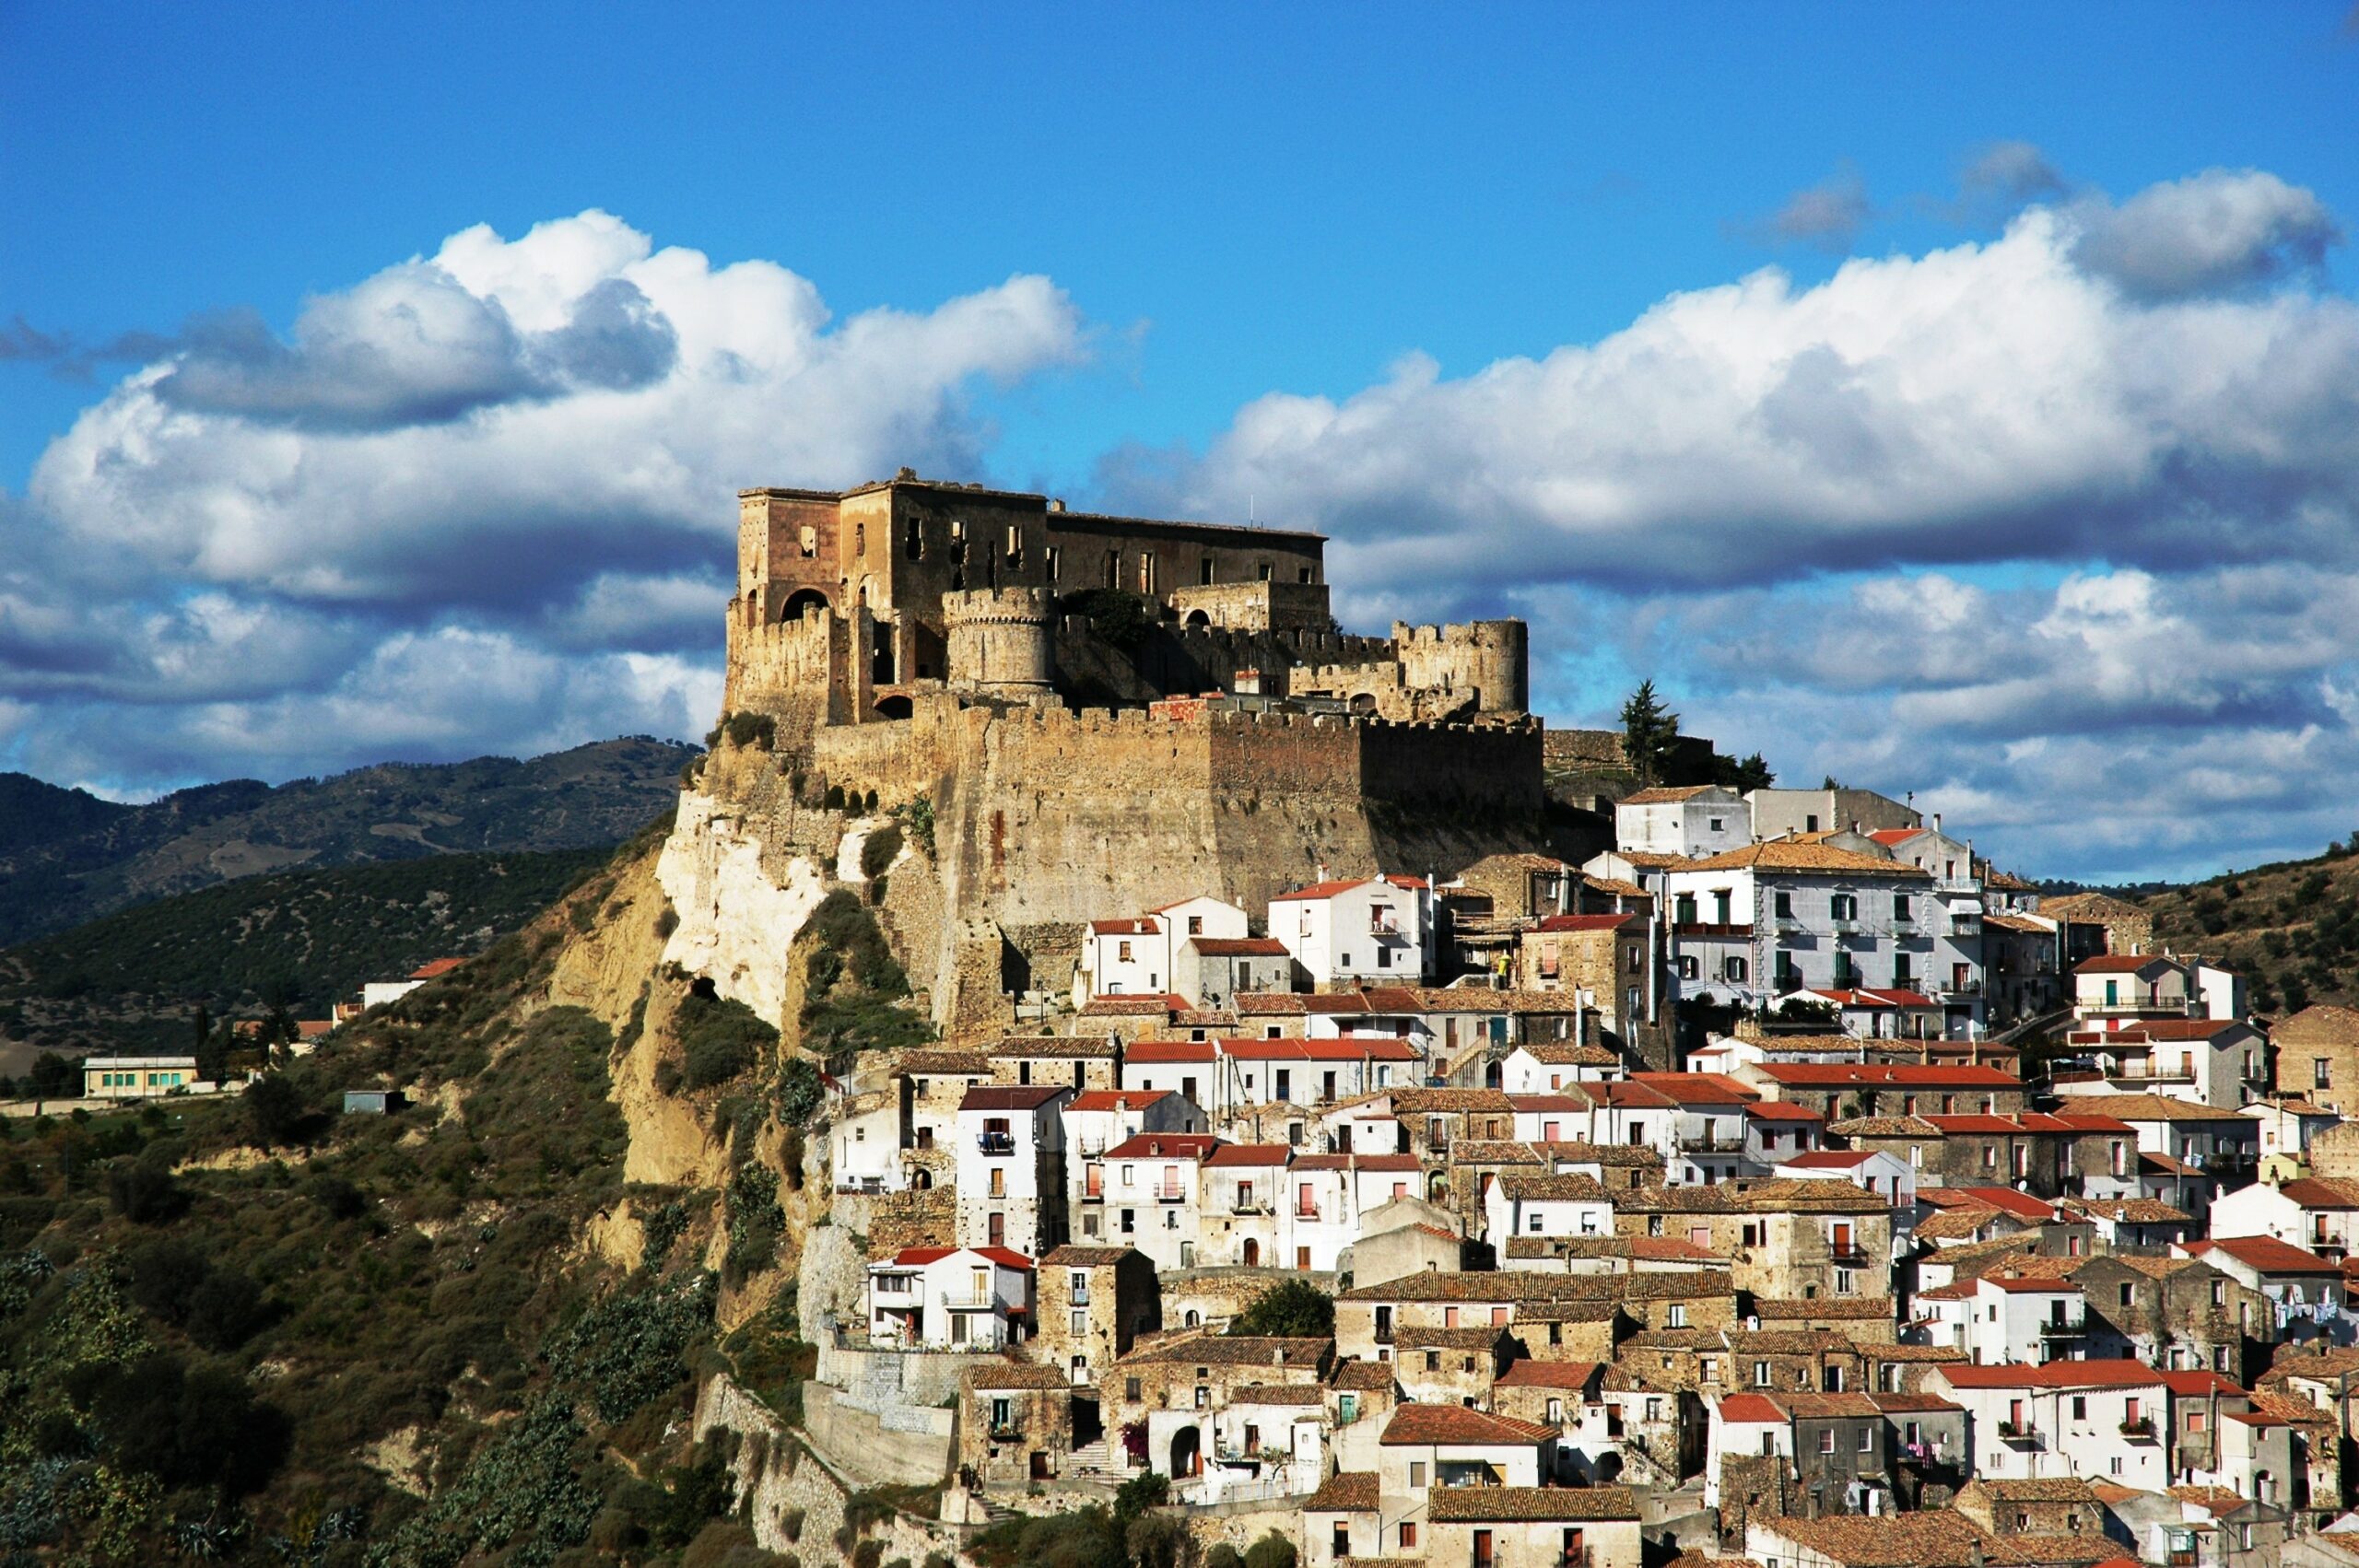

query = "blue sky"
5;3;2358;883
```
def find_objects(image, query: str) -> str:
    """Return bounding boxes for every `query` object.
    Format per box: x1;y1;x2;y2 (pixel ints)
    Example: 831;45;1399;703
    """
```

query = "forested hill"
0;847;620;1060
0;736;697;946
2135;837;2359;1016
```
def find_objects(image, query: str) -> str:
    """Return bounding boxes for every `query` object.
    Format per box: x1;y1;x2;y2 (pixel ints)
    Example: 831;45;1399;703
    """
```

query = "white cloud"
1113;180;2359;601
2071;169;2342;299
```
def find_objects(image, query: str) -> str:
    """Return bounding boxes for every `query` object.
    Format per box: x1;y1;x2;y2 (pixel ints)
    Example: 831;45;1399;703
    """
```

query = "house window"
1859;1428;1873;1452
1409;1462;1426;1488
1755;1361;1771;1387
1072;1309;1087;1334
2318;1059;2332;1090
2071;1396;2087;1420
1819;1430;1836;1454
1400;1523;1418;1550
1775;891;1794;919
1830;892;1858;922
1894;895;1911;920
1726;956;1749;982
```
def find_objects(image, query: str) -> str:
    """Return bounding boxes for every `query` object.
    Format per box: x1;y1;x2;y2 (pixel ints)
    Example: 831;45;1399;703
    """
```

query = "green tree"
245;1072;310;1148
1244;1531;1298;1568
1618;680;1681;783
1227;1278;1334;1338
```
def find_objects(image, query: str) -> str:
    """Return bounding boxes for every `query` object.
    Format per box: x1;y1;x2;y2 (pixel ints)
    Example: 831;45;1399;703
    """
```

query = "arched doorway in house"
1241;1239;1260;1267
1169;1426;1203;1479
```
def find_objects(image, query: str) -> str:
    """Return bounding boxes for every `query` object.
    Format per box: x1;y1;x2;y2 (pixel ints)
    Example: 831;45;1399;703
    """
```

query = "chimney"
1049;497;1066;512
1934;812;1943;835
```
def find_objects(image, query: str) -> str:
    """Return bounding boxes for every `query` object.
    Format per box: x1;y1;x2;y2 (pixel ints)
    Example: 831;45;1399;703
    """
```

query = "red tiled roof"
1191;937;1288;956
1104;1133;1220;1160
1273;874;1427;902
1632;1071;1760;1104
1090;918;1160;936
1717;1393;1788;1422
408;957;465;979
960;1085;1067;1111
2158;1370;2245;1397
1534;914;1639;932
1495;1360;1602;1389
2182;1236;2341;1273
888;1245;1033;1270
2280;1178;2359;1209
1067;1090;1171;1112
1379;1404;1555;1445
1204;1144;1291;1167
1745;1103;1825;1122
1759;1063;2021;1087
1216;1037;1419;1061
1779;1151;1875;1170
1124;1041;1218;1063
2074;954;2176;974
1949;1187;2060;1221
1935;1359;2164;1390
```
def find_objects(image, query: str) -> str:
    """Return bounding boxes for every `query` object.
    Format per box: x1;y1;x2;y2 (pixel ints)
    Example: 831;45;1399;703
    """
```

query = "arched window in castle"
1257;561;1273;581
1138;551;1156;596
1045;545;1062;584
1004;524;1024;568
1298;566;1314;583
904;517;923;560
1200;556;1215;586
855;521;865;556
1106;550;1121;590
798;525;816;559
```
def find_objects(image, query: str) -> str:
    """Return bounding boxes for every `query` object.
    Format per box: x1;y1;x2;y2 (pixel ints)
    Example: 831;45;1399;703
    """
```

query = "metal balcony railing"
2121;1416;2156;1440
1156;1184;1186;1202
1296;1203;1321;1220
2039;1317;2085;1338
1997;1422;2042;1446
978;1132;1016;1154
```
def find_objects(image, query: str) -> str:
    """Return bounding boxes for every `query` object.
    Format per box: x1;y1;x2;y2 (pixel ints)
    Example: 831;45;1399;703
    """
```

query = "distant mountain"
0;845;626;1059
0;736;697;946
2136;840;2359;1017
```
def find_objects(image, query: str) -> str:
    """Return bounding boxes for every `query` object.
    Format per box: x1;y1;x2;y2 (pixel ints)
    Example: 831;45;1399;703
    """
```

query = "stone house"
1108;1331;1331;1481
1490;1359;1619;1479
1327;1357;1399;1471
1393;1087;1520;1158
1343;1199;1466;1288
1513;913;1648;1031
1746;1060;2027;1119
956;1083;1072;1255
1721;1328;1870;1397
959;1360;1074;1490
2177;1235;2355;1350
1772;1148;1917;1207
1709;1390;1889;1517
1175;935;1292;1009
1195;1141;1288;1268
2273;1004;2359;1117
1959;1475;2108;1535
2075;1254;2265;1377
991;1034;1120;1094
895;1047;994;1178
1036;1244;1158;1390
1876;1390;1969;1507
2057;1196;2193;1252
1395;1324;1512;1406
1425;1483;1643;1568
1614;1179;1893;1302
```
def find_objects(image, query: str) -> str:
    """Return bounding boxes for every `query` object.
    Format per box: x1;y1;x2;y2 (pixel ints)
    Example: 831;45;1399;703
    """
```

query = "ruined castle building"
724;470;1532;732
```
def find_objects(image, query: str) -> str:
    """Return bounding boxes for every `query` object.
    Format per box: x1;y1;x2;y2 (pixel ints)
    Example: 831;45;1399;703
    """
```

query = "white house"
1772;1148;1916;1207
1270;874;1435;987
956;1083;1072;1256
1093;1131;1217;1268
1661;840;1982;1036
1074;897;1252;1003
2059;1018;2266;1107
1924;1359;2170;1486
1704;1393;1794;1508
2208;1178;2359;1262
1118;1037;1420;1122
1614;784;1750;858
1501;1039;1625;1094
1481;1171;1613;1247
1963;1271;2088;1366
2072;954;2195;1026
864;1245;1034;1350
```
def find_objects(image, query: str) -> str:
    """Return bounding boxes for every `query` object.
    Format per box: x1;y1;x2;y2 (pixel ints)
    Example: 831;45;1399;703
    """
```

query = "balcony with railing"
977;1131;1017;1155
1997;1421;2043;1447
2121;1415;2156;1441
2038;1316;2086;1339
1296;1201;1322;1221
1230;1194;1268;1215
1156;1182;1186;1202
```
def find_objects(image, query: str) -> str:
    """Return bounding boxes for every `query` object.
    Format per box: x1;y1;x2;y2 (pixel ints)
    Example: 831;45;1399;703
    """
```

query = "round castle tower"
943;587;1057;697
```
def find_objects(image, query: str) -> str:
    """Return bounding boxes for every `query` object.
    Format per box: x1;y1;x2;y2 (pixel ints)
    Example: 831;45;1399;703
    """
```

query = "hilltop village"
613;473;2359;1567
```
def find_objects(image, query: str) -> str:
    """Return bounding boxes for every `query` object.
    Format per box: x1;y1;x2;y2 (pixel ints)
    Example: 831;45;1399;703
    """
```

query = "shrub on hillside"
1227;1278;1333;1338
860;823;903;881
106;1162;187;1223
675;992;778;1093
67;1351;288;1493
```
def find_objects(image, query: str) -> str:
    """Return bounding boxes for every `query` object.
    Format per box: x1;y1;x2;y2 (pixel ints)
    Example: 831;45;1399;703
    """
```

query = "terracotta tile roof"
1871;1391;1964;1412
1119;1334;1331;1368
2073;954;2175;974
1039;1245;1139;1267
1397;1326;1509;1352
1784;1392;1884;1419
1753;1296;1896;1321
1331;1359;1399;1391
1104;1132;1218;1160
966;1361;1070;1389
1066;1089;1171;1112
995;1034;1117;1058
2060;1197;2189;1223
1722;1328;1856;1355
1759;1062;2020;1088
1190;937;1288;956
1495;1359;1602;1390
1393;1088;1516;1112
1934;1359;2163;1390
1716;1392;1789;1422
960;1084;1067;1110
1754;1512;1993;1568
1745;1103;1825;1122
1534;913;1641;932
408;957;465;979
1864;1344;1968;1363
2167;1485;2250;1517
1496;1172;1610;1202
1532;1141;1667;1166
1302;1470;1379;1511
1123;1040;1218;1062
1681;840;1933;876
2059;1094;2248;1123
1631;1071;1760;1105
1231;1383;1327;1405
2282;1176;2359;1207
1234;992;1309;1014
2181;1236;2340;1273
1271;874;1427;902
1991;1537;2118;1566
898;1049;994;1074
1520;1041;1623;1065
1622;785;1721;804
2157;1370;2244;1397
1428;1484;1640;1521
1450;1140;1547;1165
1379;1404;1556;1445
1090;917;1160;936
1079;993;1191;1016
1915;1207;2012;1241
1203;1143;1291;1166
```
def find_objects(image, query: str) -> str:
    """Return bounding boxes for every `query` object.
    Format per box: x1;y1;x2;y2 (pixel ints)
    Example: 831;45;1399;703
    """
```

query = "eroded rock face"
655;788;833;1030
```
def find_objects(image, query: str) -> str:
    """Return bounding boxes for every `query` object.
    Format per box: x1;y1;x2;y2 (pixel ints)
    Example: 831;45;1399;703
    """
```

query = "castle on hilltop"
722;469;1530;744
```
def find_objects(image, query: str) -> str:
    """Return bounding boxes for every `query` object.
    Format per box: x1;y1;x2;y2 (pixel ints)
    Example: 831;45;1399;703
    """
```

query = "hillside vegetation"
2137;837;2359;1016
0;824;826;1564
0;848;616;1060
0;736;698;947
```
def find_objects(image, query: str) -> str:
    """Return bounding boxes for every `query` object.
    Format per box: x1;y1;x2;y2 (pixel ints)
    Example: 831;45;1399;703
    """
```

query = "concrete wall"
800;1380;955;1486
